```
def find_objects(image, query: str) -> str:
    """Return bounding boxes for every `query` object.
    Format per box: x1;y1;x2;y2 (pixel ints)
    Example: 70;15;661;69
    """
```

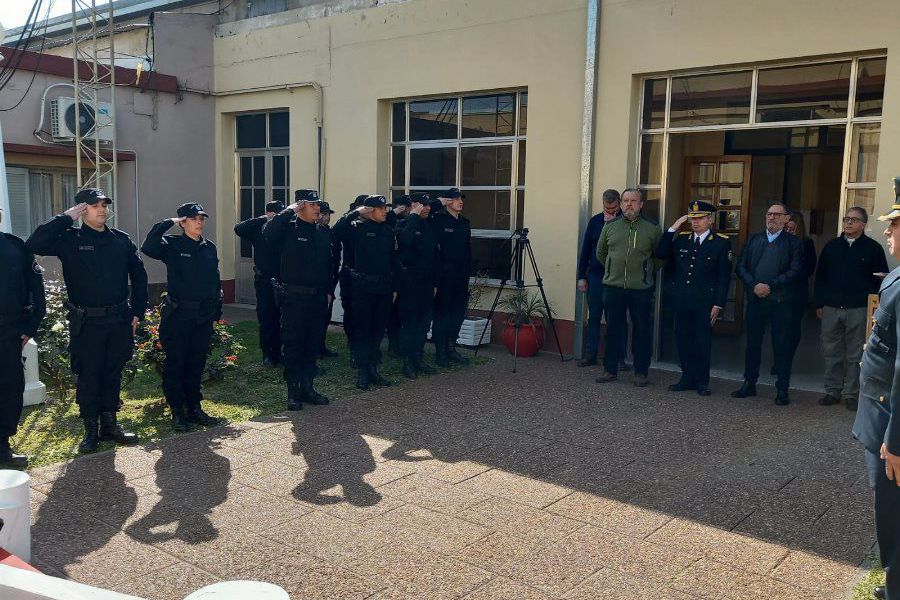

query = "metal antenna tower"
70;0;117;199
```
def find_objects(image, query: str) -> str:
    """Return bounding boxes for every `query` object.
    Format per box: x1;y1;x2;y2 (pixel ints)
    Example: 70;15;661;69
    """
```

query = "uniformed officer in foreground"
333;195;398;390
234;200;284;367
264;189;333;409
396;192;438;378
854;177;900;600
142;203;224;431
0;207;46;467
431;188;472;367
333;195;370;360
27;189;147;452
317;200;340;358
656;201;731;396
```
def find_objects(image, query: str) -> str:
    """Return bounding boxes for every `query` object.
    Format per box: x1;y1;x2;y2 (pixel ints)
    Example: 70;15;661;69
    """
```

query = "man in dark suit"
854;179;900;600
731;202;802;405
656;201;731;396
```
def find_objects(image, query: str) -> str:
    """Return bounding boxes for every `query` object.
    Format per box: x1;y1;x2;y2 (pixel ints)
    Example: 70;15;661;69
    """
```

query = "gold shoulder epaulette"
678;231;691;236
716;232;729;239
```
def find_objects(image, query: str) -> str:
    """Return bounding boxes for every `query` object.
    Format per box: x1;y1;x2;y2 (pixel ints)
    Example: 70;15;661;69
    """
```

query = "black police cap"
393;194;412;207
319;201;335;214
687;200;716;217
351;194;369;210
266;201;284;213
177;203;209;218
295;189;320;202
443;187;465;199
363;195;388;208
74;188;111;206
410;192;431;204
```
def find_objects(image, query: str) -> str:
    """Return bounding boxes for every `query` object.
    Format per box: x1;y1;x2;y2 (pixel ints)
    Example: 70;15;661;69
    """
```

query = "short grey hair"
621;188;643;202
847;206;869;223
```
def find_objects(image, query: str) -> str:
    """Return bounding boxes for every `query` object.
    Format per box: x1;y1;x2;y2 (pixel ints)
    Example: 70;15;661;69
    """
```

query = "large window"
391;91;527;279
5;166;92;239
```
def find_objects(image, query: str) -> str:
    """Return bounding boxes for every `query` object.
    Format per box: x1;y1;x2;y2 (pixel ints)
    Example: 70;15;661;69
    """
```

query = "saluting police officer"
234;200;284;367
263;189;333;409
333;195;370;360
27;189;146;453
396;192;439;379
656;201;732;396
854;177;900;600
333;195;399;390
317;200;340;358
430;188;472;367
142;203;224;432
386;195;412;357
0;207;46;467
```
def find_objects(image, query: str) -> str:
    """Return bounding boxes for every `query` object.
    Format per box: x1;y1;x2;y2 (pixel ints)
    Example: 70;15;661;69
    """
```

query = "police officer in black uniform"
656;201;732;396
263;189;333;409
333;195;370;359
431;188;472;367
234;200;284;367
0;207;46;467
386;194;412;357
27;189;146;452
317;200;340;358
333;195;399;390
854;177;900;600
396;192;438;379
142;203;224;431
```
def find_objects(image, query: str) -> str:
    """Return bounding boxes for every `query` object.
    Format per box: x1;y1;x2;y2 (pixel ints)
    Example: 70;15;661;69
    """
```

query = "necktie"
694;236;701;249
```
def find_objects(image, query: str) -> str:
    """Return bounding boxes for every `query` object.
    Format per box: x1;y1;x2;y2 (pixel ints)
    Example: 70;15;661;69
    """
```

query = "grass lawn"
853;559;885;600
12;321;486;469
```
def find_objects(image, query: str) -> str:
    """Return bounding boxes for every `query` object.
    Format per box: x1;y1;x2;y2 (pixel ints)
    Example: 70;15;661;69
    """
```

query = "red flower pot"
502;318;545;357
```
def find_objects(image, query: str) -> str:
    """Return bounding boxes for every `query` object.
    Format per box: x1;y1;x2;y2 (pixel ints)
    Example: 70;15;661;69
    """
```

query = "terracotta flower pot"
502;318;544;357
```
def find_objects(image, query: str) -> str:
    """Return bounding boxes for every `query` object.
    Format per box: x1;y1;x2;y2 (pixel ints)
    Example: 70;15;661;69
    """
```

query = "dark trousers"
281;293;328;385
602;285;653;376
387;300;402;352
434;275;468;348
351;283;392;369
743;298;793;390
674;306;713;387
399;279;434;360
867;450;900;600
160;313;213;410
254;275;281;360
584;270;627;360
69;320;134;419
339;269;355;349
785;298;805;370
320;296;334;351
0;328;25;438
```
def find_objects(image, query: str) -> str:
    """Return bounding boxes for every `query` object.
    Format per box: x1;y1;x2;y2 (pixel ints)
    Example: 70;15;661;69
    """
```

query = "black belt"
283;284;326;296
70;301;129;318
170;297;217;310
351;270;391;284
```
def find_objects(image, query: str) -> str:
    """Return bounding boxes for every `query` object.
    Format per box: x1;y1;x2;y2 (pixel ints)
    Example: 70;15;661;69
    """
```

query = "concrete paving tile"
462;577;554;599
563;568;696;600
456;532;548;578
378;473;491;514
173;529;285;577
672;557;809;600
112;560;220;600
457;497;584;543
429;458;495;484
545;491;672;537
370;503;493;553
314;493;407;523
236;553;383;600
231;458;308;496
264;509;389;563
204;486;310;533
457;469;573;508
770;550;861;593
241;414;293;430
219;427;284;450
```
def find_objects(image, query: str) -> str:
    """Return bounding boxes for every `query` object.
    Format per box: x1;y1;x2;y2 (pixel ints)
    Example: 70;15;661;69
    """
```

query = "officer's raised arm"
127;239;149;321
262;204;297;243
26;203;87;256
234;215;265;239
141;218;181;261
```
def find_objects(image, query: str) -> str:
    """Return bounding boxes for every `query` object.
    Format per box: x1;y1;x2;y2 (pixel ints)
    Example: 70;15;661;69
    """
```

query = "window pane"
718;162;744;184
253;156;265;186
268;111;289;147
273;155;286;187
60;173;78;212
689;186;716;202
516;189;524;230
670;71;751;127
253;188;266;216
464;190;510;230
392;102;406;142
718;186;743;207
272;188;286;203
856;57;886;117
409;147;456;186
240;157;253;186
639;134;663;185
641;189;661;222
518;140;526;186
691;163;716;184
236;114;267;149
642;78;667;129
28;173;53;233
849;123;880;183
846;188;876;217
461;94;516;138
471;238;512;280
240;188;253;257
409;98;458;140
519;92;528;135
461;145;512;186
392;146;406;187
756;62;851;122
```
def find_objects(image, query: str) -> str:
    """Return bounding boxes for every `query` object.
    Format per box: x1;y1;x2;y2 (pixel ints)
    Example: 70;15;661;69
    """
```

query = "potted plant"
457;270;492;347
497;289;550;357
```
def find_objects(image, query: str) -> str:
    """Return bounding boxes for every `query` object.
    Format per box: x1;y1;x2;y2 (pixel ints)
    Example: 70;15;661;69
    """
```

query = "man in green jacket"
595;188;662;386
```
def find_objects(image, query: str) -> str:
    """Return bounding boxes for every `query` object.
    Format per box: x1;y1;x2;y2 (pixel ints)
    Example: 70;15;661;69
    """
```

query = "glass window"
392;102;406;142
471;238;512;280
240;157;252;186
641;78;667;129
461;94;516;138
670;71;751;127
236;113;267;149
756;61;851;122
718;162;744;184
516;190;524;230
519;92;528;135
464;190;511;230
641;189;661;223
253;156;265;186
846;188;876;217
461;145;512;186
268;111;289;147
409;147;456;186
391;146;405;187
272;155;287;187
518;141;526;187
639;134;663;185
849;123;880;184
855;57;886;117
409;98;458;140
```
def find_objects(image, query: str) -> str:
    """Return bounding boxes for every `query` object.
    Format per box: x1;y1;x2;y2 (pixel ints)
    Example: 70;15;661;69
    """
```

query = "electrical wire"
0;0;55;111
0;0;44;92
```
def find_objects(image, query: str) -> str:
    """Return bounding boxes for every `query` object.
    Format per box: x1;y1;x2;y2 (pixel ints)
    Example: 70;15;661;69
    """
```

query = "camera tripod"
475;228;567;373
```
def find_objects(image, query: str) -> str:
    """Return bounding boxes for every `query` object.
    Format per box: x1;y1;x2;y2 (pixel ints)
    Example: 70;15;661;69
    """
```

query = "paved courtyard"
27;349;873;599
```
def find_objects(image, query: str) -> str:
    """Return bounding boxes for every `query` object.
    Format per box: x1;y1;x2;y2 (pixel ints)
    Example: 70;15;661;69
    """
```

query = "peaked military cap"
687;200;716;218
74;188;112;206
295;189;320;202
177;202;209;218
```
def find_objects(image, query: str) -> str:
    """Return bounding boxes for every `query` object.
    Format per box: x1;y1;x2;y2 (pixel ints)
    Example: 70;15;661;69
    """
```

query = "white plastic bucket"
183;581;290;600
0;469;30;563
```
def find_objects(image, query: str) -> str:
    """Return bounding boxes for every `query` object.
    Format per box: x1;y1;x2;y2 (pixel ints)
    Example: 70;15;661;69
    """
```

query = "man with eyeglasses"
731;202;802;405
814;207;887;411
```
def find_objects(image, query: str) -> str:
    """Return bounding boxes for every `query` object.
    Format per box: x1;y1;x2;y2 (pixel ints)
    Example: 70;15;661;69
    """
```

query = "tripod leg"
475;278;506;356
513;324;520;373
524;240;566;362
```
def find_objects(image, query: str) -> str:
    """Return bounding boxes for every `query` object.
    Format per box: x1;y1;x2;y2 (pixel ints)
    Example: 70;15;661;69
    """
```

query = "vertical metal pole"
91;0;101;191
71;0;81;187
108;0;117;208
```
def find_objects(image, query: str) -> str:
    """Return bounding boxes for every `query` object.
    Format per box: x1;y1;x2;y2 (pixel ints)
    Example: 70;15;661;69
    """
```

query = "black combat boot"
414;353;437;375
774;389;790;406
186;405;224;427
730;380;757;399
0;437;28;468
171;405;192;431
356;366;370;391
302;377;329;405
287;381;304;411
447;343;469;365
368;364;391;387
578;353;597;367
402;357;418;379
434;343;451;368
99;412;139;445
79;418;100;453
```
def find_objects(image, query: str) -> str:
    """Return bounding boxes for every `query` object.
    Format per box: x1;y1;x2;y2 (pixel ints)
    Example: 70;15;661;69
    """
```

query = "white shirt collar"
766;229;783;243
694;230;711;245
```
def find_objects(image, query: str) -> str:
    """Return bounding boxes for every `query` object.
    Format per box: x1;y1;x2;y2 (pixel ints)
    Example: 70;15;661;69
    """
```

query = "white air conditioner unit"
49;97;114;143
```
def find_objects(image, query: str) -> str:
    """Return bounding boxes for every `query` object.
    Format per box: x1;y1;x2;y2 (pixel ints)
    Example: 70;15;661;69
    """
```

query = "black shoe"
845;397;859;411
618;360;631;372
171;408;193;431
633;374;649;387
301;378;330;405
0;438;28;468
818;394;840;406
874;585;886;600
448;347;470;365
402;358;418;379
434;347;451;368
186;406;224;427
287;382;304;410
594;370;618;383
263;355;275;367
730;381;757;398
414;356;437;375
356;369;370;391
79;418;100;453
696;386;712;396
319;347;339;358
668;380;696;392
578;354;598;367
368;365;391;387
774;390;790;406
99;412;139;444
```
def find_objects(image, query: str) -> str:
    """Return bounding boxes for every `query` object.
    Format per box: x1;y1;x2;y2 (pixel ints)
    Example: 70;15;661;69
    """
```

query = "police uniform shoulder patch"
678;231;692;236
715;232;730;240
